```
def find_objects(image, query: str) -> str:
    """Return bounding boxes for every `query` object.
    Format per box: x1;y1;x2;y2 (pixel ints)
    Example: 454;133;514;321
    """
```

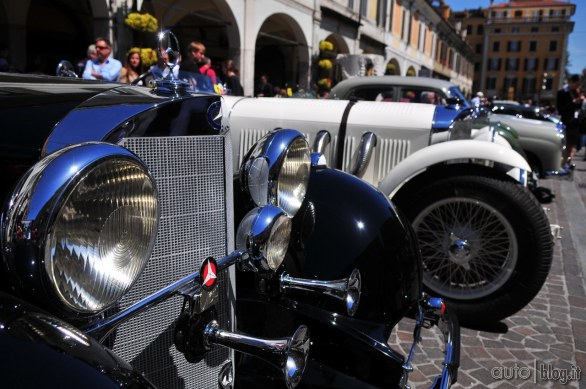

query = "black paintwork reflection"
235;166;423;387
0;291;155;388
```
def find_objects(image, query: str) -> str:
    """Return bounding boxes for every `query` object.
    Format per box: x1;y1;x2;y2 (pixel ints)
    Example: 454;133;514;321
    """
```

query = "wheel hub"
447;232;472;269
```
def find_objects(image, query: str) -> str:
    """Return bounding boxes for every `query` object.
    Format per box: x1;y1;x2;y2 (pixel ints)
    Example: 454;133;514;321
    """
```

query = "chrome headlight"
2;143;159;314
240;129;310;217
236;206;292;272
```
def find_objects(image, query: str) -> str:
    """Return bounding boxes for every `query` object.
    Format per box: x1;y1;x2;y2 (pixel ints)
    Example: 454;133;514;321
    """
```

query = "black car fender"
0;291;155;388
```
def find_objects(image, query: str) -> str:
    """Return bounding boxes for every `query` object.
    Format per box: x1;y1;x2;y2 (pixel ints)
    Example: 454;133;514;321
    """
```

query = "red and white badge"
200;257;218;291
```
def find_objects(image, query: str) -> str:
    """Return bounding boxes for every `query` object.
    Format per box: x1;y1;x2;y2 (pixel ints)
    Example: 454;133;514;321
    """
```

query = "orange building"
455;0;575;105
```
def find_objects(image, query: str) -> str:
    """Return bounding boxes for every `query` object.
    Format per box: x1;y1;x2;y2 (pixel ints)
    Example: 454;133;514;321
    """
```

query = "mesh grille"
117;135;233;388
375;138;411;182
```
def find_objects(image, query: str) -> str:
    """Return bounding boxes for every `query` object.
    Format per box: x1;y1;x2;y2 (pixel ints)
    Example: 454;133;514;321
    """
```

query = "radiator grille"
238;128;269;166
117;135;234;388
375;138;411;182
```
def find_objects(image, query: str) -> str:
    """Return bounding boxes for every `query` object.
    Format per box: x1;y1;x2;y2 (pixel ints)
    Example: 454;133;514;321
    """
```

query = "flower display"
319;40;334;52
318;59;333;69
124;12;158;33
138;47;158;67
317;78;332;88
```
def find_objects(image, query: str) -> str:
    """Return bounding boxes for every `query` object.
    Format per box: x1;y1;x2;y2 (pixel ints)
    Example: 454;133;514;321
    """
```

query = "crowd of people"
77;37;244;95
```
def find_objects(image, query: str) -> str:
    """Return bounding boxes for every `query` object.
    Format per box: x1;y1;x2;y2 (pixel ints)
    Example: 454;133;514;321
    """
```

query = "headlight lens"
47;159;158;312
277;137;311;216
2;143;158;314
241;129;310;217
236;206;292;272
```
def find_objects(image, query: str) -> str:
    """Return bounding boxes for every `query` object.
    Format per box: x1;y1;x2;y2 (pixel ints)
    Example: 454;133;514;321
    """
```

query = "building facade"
0;0;474;97
455;0;575;105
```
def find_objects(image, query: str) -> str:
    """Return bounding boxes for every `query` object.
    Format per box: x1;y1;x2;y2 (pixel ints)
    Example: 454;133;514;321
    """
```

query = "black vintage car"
0;34;458;388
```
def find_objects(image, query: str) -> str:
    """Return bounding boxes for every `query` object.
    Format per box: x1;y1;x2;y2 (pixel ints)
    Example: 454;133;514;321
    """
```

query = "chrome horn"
204;321;310;389
280;269;361;316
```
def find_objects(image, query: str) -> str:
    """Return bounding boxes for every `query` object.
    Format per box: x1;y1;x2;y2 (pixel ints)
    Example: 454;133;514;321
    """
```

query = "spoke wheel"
413;197;518;300
393;172;553;325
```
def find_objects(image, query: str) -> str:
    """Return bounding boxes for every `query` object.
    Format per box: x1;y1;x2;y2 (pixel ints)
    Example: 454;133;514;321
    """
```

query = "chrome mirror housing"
56;60;78;78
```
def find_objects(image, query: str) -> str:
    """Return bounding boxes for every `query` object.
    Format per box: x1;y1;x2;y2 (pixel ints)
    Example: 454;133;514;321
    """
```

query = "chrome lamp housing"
236;205;292;272
1;142;159;316
240;129;311;218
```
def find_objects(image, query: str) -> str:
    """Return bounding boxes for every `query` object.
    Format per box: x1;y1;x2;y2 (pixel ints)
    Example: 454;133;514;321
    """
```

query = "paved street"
389;150;586;388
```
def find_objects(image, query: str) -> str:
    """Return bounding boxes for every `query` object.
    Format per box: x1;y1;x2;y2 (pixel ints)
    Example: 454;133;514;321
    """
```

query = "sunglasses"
96;45;110;50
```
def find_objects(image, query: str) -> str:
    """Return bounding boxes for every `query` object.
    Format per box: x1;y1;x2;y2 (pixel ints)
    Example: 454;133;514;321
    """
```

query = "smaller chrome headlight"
236;206;292;272
240;129;310;217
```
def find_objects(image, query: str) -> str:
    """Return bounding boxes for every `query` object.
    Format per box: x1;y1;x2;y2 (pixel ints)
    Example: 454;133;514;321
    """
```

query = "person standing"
221;59;244;96
77;44;97;76
256;74;273;97
82;37;122;81
119;48;143;84
556;74;584;168
183;41;217;84
471;91;484;107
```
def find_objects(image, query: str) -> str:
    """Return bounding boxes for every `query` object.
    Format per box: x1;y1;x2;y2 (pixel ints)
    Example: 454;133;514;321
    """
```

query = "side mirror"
56;60;78;78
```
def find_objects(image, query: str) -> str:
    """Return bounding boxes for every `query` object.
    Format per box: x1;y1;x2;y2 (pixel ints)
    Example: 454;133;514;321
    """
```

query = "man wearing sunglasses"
82;37;122;82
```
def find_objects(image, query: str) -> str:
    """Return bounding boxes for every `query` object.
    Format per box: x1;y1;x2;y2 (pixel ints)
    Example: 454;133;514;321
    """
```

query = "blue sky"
447;0;585;75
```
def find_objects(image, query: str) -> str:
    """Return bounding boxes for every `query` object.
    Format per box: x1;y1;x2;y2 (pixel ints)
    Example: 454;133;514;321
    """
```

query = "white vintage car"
223;95;554;326
330;76;567;177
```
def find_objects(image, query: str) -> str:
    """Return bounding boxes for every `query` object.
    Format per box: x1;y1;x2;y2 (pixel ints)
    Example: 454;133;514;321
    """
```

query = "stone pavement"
388;150;586;388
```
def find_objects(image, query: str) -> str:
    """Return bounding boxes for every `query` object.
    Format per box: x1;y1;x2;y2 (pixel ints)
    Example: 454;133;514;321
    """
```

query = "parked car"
0;34;458;388
223;93;554;326
330;76;567;177
491;102;554;122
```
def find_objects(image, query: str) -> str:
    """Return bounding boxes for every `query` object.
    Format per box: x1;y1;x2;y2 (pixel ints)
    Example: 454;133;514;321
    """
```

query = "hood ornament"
152;30;190;97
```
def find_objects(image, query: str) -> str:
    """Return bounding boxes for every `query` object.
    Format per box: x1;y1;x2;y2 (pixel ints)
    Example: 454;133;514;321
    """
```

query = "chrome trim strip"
350;132;377;178
84;250;246;343
312;130;331;155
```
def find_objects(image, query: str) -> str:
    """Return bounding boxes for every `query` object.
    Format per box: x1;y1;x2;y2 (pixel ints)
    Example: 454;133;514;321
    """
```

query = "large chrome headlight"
240;129;310;217
2;143;159;315
236;206;292;272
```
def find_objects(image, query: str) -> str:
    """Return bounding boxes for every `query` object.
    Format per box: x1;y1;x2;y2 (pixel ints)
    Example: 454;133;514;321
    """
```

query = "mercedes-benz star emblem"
206;100;222;131
200;257;218;291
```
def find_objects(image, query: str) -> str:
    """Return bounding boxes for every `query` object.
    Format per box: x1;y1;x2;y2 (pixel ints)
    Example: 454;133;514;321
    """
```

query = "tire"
394;175;553;325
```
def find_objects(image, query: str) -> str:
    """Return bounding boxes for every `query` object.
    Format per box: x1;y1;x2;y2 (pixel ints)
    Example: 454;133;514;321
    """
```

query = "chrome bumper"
400;294;460;389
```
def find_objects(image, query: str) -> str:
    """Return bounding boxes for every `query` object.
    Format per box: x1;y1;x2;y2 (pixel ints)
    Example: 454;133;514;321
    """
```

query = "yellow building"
455;0;575;105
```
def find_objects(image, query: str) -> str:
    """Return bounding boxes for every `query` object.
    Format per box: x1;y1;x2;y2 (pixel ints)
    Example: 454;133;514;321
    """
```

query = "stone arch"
156;0;241;74
406;66;417;77
255;13;309;94
324;33;349;55
385;58;400;75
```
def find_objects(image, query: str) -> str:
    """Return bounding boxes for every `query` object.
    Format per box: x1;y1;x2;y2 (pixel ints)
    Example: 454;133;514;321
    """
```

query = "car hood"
0;73;120;201
490;113;560;140
0;73;118;160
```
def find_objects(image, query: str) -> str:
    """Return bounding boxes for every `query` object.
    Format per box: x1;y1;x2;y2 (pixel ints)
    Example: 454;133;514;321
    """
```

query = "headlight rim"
240;129;311;218
2;142;159;317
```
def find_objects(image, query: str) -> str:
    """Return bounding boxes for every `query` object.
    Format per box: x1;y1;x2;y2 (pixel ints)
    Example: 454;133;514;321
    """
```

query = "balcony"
487;15;572;24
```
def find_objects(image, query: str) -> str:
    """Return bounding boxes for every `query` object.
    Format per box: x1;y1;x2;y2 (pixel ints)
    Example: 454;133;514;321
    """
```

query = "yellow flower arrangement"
124;12;158;33
319;40;334;52
317;78;332;88
318;59;333;69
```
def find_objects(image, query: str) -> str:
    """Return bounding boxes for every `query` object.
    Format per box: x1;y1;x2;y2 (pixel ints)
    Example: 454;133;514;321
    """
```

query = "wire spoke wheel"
413;197;518;300
393;172;553;324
